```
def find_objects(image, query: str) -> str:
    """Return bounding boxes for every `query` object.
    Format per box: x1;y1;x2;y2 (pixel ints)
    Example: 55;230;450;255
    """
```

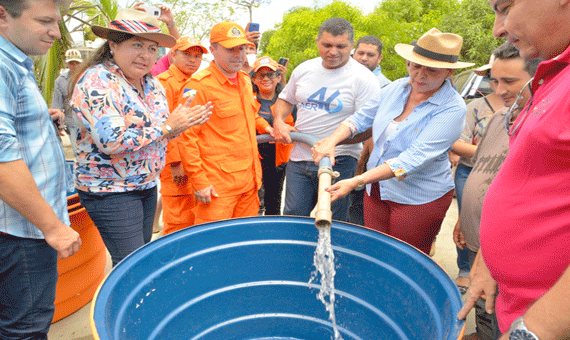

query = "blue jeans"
283;156;357;222
455;163;473;273
0;233;58;340
78;187;157;267
348;187;365;226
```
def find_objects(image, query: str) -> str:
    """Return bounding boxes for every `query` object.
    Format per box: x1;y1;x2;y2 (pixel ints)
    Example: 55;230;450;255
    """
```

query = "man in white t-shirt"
273;17;380;221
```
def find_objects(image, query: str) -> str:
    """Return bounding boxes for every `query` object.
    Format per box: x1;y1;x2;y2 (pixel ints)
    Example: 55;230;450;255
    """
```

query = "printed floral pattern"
70;61;169;193
386;158;408;180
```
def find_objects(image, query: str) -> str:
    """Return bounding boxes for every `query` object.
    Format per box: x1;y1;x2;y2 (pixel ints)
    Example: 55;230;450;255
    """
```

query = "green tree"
34;0;119;105
228;0;272;22
258;28;275;55
147;0;244;41
440;0;503;67
263;0;498;81
262;1;365;79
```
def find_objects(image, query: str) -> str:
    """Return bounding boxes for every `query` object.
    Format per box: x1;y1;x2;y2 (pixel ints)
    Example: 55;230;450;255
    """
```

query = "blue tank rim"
91;216;466;340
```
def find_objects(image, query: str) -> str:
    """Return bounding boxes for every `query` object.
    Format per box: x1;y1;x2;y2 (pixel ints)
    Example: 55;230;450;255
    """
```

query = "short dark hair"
492;42;520;60
493;42;540;77
355;35;383;55
0;0;61;18
317;17;354;43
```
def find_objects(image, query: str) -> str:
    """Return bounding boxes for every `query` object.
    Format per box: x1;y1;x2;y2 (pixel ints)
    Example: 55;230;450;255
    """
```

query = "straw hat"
172;36;208;54
91;8;176;48
394;28;474;69
210;21;255;49
473;55;496;76
65;49;83;63
252;56;279;73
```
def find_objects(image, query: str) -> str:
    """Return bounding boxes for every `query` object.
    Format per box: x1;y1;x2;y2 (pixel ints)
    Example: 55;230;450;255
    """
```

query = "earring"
110;50;114;56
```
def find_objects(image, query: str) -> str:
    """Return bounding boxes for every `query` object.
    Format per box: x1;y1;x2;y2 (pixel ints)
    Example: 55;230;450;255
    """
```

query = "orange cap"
252;56;278;72
172;36;208;54
210;21;255;49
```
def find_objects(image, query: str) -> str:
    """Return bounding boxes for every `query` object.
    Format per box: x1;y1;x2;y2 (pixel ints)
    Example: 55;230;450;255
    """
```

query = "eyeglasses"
253;72;279;80
505;77;534;136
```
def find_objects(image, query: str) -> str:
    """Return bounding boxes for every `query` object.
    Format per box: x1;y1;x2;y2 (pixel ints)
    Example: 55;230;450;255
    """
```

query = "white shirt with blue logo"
279;57;380;161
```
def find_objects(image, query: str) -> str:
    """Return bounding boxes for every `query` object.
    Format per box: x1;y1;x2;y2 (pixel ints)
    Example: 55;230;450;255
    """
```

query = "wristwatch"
356;175;365;188
509;316;540;340
164;124;173;136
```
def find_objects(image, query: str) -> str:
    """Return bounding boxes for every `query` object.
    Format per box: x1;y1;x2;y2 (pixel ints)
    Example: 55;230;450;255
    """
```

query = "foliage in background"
148;0;244;41
34;21;72;104
439;0;503;65
66;0;118;42
34;0;120;105
262;0;500;81
37;0;501;104
228;0;272;22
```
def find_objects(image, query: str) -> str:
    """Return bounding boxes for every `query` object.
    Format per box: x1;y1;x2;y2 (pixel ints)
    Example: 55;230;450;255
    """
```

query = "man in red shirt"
458;1;570;339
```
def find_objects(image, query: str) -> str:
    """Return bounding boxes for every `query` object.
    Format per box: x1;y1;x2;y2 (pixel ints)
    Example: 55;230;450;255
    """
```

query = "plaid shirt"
0;35;70;239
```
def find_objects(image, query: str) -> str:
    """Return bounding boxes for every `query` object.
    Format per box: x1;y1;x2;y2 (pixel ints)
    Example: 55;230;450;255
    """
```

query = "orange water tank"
52;195;107;323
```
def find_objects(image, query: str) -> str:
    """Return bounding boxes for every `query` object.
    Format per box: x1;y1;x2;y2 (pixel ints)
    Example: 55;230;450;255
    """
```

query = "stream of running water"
309;227;344;340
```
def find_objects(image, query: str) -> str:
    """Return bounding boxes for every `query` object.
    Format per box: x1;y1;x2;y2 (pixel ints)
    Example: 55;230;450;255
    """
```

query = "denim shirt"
372;65;391;88
349;77;466;204
0;35;69;238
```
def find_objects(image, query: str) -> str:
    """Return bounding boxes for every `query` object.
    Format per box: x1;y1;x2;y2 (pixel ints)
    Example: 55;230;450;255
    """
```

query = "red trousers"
364;183;454;255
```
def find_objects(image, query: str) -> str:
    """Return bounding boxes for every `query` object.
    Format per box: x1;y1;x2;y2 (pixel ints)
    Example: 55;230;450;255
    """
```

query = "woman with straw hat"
69;8;212;266
313;28;474;255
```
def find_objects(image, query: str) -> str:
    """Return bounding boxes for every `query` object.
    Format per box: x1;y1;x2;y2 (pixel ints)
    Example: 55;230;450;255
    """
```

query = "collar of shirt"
403;77;453;107
208;60;247;86
168;63;191;83
532;43;570;91
372;65;382;75
0;35;34;71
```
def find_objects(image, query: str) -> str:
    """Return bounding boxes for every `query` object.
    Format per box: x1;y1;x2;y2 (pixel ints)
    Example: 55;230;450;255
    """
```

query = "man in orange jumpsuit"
178;21;273;224
157;36;207;234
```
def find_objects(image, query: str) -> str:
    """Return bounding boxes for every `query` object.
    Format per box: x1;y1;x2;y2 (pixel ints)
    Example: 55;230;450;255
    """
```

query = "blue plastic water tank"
91;216;464;340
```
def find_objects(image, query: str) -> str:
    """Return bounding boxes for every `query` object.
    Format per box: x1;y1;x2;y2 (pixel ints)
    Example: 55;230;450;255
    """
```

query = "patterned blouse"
458;96;496;167
70;61;168;193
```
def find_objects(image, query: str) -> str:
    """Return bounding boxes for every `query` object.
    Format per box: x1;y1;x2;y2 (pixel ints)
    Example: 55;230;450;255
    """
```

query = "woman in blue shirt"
312;28;473;254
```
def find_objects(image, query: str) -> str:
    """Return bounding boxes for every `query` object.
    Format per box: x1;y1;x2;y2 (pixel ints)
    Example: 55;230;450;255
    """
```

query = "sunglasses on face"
253;71;279;80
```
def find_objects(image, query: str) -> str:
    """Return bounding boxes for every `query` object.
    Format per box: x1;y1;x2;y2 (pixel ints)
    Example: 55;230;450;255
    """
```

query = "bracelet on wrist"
163;124;173;136
356;175;365;188
509;316;540;340
167;21;176;28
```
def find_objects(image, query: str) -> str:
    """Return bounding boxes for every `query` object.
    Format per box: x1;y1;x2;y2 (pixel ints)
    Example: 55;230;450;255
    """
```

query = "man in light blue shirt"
348;35;391;225
352;35;391;88
0;0;81;338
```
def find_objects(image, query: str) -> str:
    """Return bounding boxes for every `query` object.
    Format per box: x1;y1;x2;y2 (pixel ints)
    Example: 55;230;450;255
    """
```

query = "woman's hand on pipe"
325;177;359;202
312;137;337;165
